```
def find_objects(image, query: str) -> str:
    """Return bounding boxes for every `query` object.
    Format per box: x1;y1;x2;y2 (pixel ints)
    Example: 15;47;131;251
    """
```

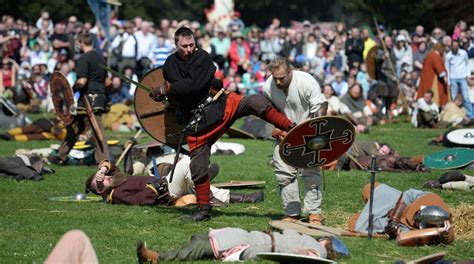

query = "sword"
99;64;152;92
82;94;105;149
368;154;377;240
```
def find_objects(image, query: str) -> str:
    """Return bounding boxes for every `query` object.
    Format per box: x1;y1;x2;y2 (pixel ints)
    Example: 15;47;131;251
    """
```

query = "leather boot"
47;155;66;166
422;180;442;189
182;204;212;222
137;241;159;264
229;191;264;203
309;214;324;225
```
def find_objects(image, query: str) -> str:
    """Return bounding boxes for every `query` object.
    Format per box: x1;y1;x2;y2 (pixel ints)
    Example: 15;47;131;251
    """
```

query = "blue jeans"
450;78;474;119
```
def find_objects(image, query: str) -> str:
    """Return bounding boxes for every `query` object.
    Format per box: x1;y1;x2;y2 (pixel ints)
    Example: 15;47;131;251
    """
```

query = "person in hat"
262;57;327;225
137;227;346;263
85;159;264;206
148;27;294;221
392;34;413;78
348;183;454;246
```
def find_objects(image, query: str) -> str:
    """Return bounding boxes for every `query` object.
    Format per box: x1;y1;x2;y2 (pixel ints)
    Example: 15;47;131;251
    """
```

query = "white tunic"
262;70;326;124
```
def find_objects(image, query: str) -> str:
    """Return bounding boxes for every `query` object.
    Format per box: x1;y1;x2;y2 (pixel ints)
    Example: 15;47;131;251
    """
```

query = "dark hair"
77;32;93;46
174;27;194;44
424;89;434;97
85;174;98;195
379;143;394;155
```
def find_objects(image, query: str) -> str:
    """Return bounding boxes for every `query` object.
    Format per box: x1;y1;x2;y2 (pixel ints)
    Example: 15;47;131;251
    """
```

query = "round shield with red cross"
279;116;355;168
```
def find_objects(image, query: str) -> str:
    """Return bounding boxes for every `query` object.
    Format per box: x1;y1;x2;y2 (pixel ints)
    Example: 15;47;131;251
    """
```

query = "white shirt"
134;31;156;60
416;98;439;113
110;33;138;58
445;48;470;82
262;70;326;124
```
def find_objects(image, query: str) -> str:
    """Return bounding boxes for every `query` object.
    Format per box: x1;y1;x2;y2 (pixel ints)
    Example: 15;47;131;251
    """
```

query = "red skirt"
187;92;243;151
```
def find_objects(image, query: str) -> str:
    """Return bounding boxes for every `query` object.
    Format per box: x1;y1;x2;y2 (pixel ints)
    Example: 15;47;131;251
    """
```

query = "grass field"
0;120;473;263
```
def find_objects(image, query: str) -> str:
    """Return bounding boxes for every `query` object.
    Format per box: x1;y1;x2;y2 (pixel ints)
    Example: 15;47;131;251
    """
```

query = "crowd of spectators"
1;10;474;132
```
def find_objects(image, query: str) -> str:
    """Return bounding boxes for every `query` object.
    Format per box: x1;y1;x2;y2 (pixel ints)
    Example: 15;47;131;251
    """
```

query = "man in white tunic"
262;57;327;224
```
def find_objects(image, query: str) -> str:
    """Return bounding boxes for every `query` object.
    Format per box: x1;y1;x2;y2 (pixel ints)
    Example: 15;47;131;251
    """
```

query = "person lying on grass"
85;159;264;207
137;227;349;263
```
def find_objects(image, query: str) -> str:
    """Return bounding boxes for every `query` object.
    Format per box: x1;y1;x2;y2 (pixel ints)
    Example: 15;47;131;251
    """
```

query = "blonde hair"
268;57;293;72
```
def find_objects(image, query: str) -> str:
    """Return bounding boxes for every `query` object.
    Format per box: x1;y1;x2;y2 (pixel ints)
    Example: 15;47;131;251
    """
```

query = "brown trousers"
57;113;109;164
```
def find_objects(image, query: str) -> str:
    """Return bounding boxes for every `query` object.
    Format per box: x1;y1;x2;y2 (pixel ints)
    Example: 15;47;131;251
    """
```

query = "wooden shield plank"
225;127;257;139
270;220;342;237
212;180;266;188
366;45;378;80
280;116;355;168
134;68;184;147
50;71;75;125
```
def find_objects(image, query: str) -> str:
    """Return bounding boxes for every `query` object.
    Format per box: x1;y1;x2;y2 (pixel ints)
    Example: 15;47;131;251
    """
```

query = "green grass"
0;121;473;263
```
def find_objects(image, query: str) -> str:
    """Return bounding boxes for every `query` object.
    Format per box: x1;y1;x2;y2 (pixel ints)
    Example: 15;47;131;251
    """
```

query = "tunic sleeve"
301;73;325;114
432;54;446;77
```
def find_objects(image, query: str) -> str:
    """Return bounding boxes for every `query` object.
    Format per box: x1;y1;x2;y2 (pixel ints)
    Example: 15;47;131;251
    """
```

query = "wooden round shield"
365;45;378;81
134;68;183;147
280;116;355;168
423;148;474;169
50;71;75;125
212;180;266;188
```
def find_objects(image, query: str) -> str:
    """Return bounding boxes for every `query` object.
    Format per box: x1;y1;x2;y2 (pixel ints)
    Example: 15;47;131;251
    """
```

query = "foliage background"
2;0;474;33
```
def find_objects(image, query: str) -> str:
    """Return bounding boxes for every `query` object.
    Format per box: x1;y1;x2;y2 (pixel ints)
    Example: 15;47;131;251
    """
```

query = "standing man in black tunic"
149;27;294;221
49;33;109;165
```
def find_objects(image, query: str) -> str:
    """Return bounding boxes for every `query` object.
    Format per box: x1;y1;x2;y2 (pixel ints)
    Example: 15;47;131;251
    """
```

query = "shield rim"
50;71;75;125
446;128;474;146
423;148;474;169
134;67;184;147
279;116;355;168
257;252;336;263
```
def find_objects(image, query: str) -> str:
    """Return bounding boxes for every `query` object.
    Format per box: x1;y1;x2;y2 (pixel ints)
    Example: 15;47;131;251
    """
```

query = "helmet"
416;206;449;228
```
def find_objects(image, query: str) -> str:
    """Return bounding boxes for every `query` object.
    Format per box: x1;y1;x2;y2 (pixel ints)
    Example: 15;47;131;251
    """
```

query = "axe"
116;129;142;166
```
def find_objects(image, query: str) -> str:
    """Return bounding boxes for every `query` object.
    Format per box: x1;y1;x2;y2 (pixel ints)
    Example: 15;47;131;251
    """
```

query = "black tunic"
162;48;216;120
75;50;107;94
